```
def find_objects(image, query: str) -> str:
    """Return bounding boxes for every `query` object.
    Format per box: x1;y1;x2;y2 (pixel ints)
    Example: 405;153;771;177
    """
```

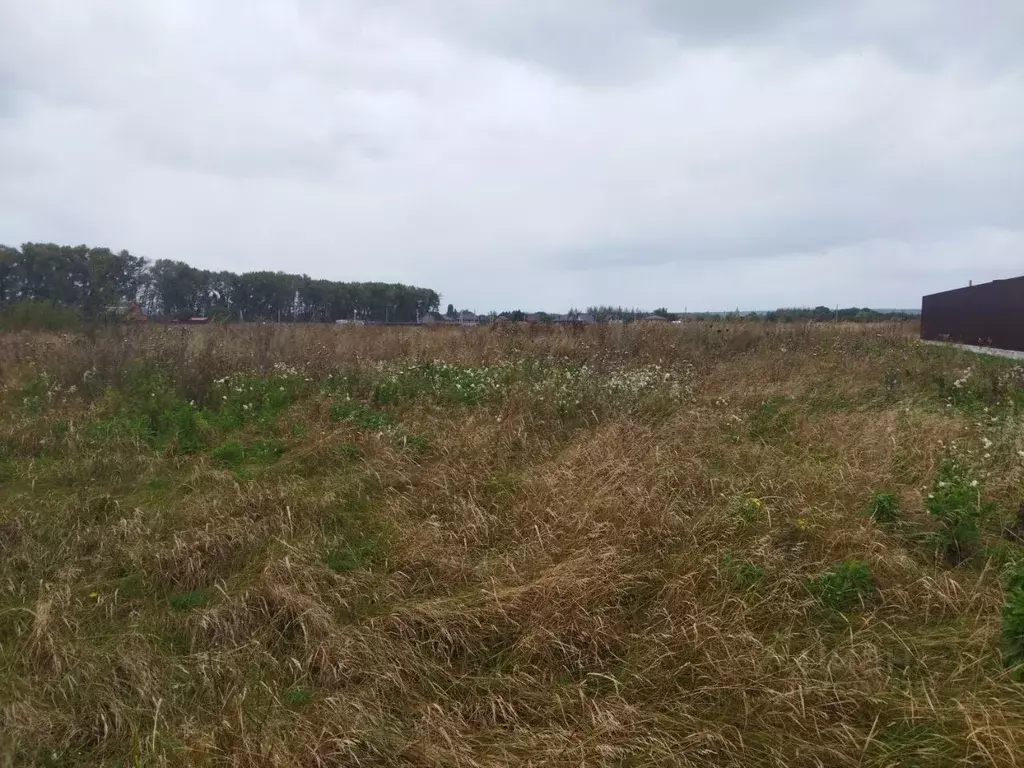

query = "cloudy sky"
1;1;1022;312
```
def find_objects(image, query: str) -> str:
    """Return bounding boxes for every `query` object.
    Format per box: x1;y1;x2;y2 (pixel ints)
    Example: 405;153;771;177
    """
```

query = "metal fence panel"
921;277;1024;352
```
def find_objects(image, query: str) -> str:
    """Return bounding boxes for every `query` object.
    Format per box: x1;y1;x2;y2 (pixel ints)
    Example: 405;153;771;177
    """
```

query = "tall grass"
3;320;1024;767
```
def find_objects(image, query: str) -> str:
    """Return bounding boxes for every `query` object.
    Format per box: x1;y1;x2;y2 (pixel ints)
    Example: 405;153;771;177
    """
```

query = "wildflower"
970;479;979;488
796;518;808;529
89;592;99;599
982;437;993;449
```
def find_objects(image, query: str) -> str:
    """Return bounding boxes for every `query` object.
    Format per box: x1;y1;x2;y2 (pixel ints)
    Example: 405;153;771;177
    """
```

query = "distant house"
419;311;447;325
457;310;479;326
526;312;597;325
922;276;1024;352
641;315;669;323
105;301;147;324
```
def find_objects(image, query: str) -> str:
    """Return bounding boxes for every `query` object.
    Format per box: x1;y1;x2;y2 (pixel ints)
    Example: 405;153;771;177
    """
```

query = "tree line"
0;243;440;326
584;305;916;323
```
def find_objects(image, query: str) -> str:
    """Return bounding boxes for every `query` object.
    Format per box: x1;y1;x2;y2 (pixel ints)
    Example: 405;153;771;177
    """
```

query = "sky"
1;1;1022;312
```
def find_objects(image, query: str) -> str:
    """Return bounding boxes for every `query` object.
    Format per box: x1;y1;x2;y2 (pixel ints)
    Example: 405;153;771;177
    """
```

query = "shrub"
867;491;900;524
0;300;82;331
806;559;876;612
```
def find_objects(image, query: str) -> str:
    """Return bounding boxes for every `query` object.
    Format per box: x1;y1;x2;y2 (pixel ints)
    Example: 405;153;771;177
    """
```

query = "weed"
729;494;764;524
806;559;876;611
867;490;901;524
925;460;988;563
1002;586;1024;673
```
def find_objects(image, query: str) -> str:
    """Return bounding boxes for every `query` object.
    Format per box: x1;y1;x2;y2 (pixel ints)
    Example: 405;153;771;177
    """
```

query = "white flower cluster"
952;367;972;390
379;361;517;401
529;362;695;410
377;360;696;409
604;363;695;400
272;362;303;376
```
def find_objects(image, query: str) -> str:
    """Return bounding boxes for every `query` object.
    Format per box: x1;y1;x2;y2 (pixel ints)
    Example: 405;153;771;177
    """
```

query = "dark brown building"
921;276;1024;352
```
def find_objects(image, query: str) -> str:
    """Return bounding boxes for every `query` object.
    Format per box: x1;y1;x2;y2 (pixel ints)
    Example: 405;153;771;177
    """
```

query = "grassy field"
2;322;1024;767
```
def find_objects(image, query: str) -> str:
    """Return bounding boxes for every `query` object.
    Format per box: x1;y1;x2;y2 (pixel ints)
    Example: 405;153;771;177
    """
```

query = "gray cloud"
0;0;1021;311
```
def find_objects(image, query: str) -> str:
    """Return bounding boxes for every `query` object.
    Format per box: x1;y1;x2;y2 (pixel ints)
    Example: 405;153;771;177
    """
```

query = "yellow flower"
796;518;808;529
89;592;99;599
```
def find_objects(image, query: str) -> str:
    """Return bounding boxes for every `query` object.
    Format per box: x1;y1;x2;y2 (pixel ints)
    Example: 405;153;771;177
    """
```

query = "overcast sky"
1;1;1022;311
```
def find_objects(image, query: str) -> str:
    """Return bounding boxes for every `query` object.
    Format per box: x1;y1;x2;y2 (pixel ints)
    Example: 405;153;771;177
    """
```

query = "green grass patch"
208;370;312;429
325;537;382;573
868;720;959;767
168;589;212;611
748;396;795;443
330;401;395;430
721;553;766;591
806;559;876;612
210;439;287;469
285;687;313;708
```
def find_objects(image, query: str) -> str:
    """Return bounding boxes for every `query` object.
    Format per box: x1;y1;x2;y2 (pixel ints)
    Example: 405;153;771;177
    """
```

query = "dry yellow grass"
2;321;1024;766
